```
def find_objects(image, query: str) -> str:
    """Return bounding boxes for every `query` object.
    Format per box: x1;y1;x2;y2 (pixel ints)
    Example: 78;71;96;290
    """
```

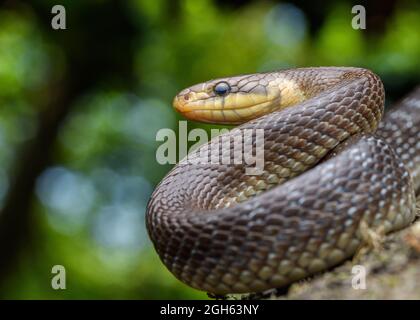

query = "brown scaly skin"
146;67;420;294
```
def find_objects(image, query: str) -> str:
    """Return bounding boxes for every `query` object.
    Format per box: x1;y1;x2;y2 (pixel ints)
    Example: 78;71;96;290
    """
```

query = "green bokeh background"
0;0;418;299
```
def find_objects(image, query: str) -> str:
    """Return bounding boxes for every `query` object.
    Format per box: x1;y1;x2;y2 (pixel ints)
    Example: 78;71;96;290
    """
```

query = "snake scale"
146;67;420;294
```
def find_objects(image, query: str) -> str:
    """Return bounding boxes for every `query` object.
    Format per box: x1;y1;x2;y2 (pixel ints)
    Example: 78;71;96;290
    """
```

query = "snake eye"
214;82;231;96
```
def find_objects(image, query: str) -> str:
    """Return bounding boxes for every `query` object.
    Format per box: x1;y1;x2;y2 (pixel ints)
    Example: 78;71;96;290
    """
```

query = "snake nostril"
183;93;190;101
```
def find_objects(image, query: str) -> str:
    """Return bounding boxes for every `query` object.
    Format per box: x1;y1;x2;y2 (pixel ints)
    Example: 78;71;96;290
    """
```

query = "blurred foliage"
0;0;418;299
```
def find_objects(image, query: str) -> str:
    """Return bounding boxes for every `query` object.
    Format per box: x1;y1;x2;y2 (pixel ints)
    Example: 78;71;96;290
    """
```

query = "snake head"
173;73;302;124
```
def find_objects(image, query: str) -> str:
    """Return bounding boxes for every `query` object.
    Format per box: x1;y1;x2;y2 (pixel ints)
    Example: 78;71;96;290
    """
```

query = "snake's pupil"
214;82;230;96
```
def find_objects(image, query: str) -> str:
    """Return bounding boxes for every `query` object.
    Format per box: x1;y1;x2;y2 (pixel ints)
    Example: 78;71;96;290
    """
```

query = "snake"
146;67;420;294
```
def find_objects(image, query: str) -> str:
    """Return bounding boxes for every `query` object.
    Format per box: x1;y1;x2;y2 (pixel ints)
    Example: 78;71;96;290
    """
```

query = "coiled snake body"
146;67;420;294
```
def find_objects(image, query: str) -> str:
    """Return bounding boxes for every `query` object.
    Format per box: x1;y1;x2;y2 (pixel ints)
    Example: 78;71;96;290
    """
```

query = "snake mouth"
173;90;281;124
180;96;283;124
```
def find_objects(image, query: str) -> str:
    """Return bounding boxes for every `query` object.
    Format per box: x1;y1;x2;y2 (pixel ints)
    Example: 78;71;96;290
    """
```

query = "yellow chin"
182;99;279;124
174;93;278;124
